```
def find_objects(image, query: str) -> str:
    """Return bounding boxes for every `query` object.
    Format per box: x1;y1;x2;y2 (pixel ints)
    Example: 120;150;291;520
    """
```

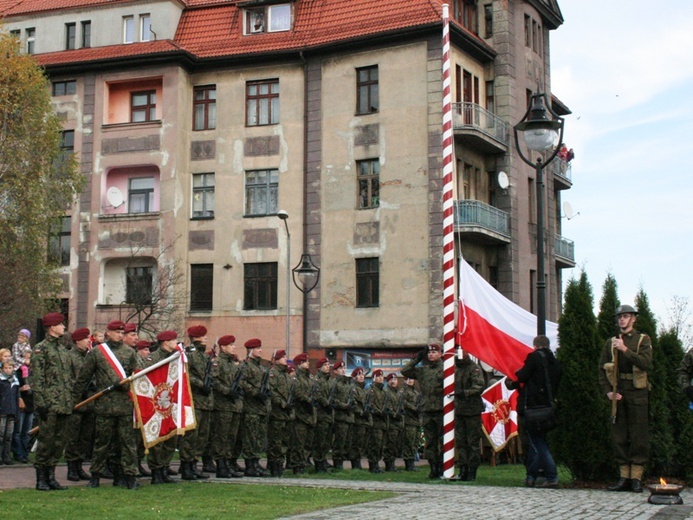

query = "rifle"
230;360;246;398
309;377;319;407
395;390;405;419
259;353;274;401
415;391;424;413
346;379;355;408
201;338;217;394
286;377;296;408
326;377;338;409
363;388;373;416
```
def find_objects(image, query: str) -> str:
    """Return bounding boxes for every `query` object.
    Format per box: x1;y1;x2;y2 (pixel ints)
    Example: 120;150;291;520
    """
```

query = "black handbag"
523;350;557;434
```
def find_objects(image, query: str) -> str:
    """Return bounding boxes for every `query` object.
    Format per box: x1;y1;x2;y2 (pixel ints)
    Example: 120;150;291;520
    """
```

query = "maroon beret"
157;330;178;342
136;340;152;350
372;369;384;377
123;323;138;334
332;361;344;370
71;328;91;342
42;313;65;327
385;373;397;382
316;357;329;368
427;343;442;352
351;367;364;378
293;353;308;365
187;325;207;338
244;338;262;349
107;320;125;331
218;335;236;346
273;350;286;360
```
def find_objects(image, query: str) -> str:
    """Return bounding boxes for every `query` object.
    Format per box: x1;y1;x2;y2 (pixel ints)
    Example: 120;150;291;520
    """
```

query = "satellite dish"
106;187;124;208
497;171;510;190
562;201;580;220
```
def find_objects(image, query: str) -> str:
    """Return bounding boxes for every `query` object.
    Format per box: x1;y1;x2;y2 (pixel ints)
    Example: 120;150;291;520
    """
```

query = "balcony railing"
452;102;509;147
555;234;575;263
455;200;510;238
552;156;572;184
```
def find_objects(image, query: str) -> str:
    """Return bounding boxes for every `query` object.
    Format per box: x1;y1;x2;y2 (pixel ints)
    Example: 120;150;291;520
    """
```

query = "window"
356;257;379;308
48;216;71;267
244;262;277;310
193;85;216;130
140;14;151;42
131;90;156;122
245;169;278;216
356;66;379;114
244;4;291;34
484;4;493;38
26;28;35;54
485;80;494;113
455;0;477;33
128;177;154;213
52;80;77;96
81;21;91;48
192;173;215;219
65;23;76;50
59;130;75;165
190;264;213;311
123;16;134;43
357;159;379;209
246;79;279;126
126;266;153;305
9;29;20;40
524;15;531;47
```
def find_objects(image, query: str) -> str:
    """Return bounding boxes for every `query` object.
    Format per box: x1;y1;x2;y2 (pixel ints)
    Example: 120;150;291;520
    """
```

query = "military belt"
619;373;633;380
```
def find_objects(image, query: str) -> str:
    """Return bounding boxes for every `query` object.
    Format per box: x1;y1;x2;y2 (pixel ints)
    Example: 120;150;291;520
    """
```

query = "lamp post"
277;210;291;354
513;93;565;336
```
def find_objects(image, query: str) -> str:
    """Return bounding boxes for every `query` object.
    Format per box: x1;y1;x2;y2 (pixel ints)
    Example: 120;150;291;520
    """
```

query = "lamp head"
277;210;289;220
514;94;563;152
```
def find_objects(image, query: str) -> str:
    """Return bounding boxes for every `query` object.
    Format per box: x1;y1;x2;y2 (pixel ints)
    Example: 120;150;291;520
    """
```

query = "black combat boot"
427;460;438;479
192;461;209;479
151;468;166;485
180;461;198;480
47;467;68;490
125;474;140;490
76;460;91;480
161;467;175;483
351;459;363;470
216;459;231;478
607;478;631;492
67;461;80;482
293;465;305;474
631;479;643;493
368;461;382;474
166;465;178;476
112;465;127;487
404;459;417;472
332;459;344;470
227;458;242;474
35;467;51;491
450;465;468;481
202;456;216;473
101;465;114;479
244;459;258;477
254;459;269;477
86;472;100;488
467;467;477;481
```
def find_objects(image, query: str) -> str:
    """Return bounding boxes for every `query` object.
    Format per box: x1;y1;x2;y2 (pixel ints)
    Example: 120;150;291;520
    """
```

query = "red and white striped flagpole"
441;2;456;479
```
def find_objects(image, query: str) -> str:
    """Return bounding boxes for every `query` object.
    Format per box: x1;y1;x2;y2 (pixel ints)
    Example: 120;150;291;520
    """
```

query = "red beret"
157;330;178;342
385;373;397;382
293;353;308;364
427;343;442;352
71;328;91;342
218;335;236;346
107;320;125;331
273;350;286;360
316;357;329;368
123;323;137;334
332;361;344;370
351;367;364;378
244;338;262;349
42;313;65;327
136;340;152;350
187;325;207;338
372;369;384;377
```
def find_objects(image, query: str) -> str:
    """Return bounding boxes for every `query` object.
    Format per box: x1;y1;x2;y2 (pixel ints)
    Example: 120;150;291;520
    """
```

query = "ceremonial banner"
132;347;196;448
456;259;559;379
481;377;518;451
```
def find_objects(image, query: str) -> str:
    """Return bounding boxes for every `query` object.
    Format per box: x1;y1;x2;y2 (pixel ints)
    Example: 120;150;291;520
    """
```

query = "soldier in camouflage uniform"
599;305;652;493
401;343;444;479
179;325;212;481
312;357;334;473
330;361;353;470
32;313;72;491
401;378;422;471
347;367;370;469
383;373;404;471
240;338;270;477
452;349;484;481
211;335;244;478
267;349;294;477
64;328;95;482
366;369;388;473
287;353;316;474
74;320;140;490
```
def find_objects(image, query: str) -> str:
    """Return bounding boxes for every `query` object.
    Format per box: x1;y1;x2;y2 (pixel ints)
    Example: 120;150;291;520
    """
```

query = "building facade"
2;0;574;366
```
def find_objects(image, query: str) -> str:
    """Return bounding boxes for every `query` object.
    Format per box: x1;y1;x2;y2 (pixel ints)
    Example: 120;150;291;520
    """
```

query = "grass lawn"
0;482;395;520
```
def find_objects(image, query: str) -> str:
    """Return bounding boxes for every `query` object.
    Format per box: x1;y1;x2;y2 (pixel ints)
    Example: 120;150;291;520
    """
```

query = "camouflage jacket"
68;347;95;413
32;335;73;414
292;367;316;426
454;357;484;416
269;364;294;421
385;385;404;429
352;381;372;426
314;370;334;423
401;384;422;427
401;357;443;412
332;375;354;424
240;356;269;416
187;343;214;410
368;382;388;429
212;352;243;413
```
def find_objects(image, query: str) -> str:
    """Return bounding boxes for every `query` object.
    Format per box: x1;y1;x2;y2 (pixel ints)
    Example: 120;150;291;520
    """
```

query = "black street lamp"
513;93;565;336
292;253;320;294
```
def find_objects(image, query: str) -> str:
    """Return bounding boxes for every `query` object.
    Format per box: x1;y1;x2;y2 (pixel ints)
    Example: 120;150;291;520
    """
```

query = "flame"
660;477;667;486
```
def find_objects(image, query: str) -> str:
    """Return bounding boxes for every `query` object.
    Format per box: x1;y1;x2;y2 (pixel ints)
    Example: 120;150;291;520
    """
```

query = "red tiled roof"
0;0;142;16
35;40;185;66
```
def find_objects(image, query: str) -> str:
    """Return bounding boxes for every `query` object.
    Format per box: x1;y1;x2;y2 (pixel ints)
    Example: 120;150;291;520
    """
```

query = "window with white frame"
192;173;215;219
245;169;278;216
26;28;35;54
140;14;152;42
128;177;155;213
246;79;279;126
123;16;134;43
244;3;291;34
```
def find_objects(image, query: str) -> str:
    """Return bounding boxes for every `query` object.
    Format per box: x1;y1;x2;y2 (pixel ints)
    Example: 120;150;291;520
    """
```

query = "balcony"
455;200;510;245
452;102;509;153
552;157;572;190
555;234;575;268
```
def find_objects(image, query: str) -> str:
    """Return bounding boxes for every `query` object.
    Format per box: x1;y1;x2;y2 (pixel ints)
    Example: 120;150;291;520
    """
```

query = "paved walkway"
2;463;692;520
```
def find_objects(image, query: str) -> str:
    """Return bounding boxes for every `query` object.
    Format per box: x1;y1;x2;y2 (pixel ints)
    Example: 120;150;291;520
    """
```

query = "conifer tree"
554;271;614;481
597;273;619;344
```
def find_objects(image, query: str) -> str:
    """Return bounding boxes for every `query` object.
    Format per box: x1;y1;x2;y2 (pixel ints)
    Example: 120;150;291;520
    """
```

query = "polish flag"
456;260;558;379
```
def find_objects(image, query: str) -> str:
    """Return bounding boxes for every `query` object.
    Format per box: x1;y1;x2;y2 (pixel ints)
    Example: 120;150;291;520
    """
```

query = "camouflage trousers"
34;413;70;468
180;408;211;462
383;423;403;463
367;419;387;463
241;412;268;459
287;420;314;470
422;411;443;463
348;422;369;462
401;423;420;460
90;415;138;476
331;420;350;462
312;416;333;463
211;410;242;460
267;417;290;465
64;411;95;462
147;435;177;471
454;414;482;468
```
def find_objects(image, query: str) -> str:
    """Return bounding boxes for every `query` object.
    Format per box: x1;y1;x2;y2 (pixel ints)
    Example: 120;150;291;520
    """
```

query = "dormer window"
244;3;292;35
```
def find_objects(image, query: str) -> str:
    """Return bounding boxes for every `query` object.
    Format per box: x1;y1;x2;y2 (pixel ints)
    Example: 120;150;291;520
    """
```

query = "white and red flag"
131;346;196;449
455;259;558;379
481;377;518;451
